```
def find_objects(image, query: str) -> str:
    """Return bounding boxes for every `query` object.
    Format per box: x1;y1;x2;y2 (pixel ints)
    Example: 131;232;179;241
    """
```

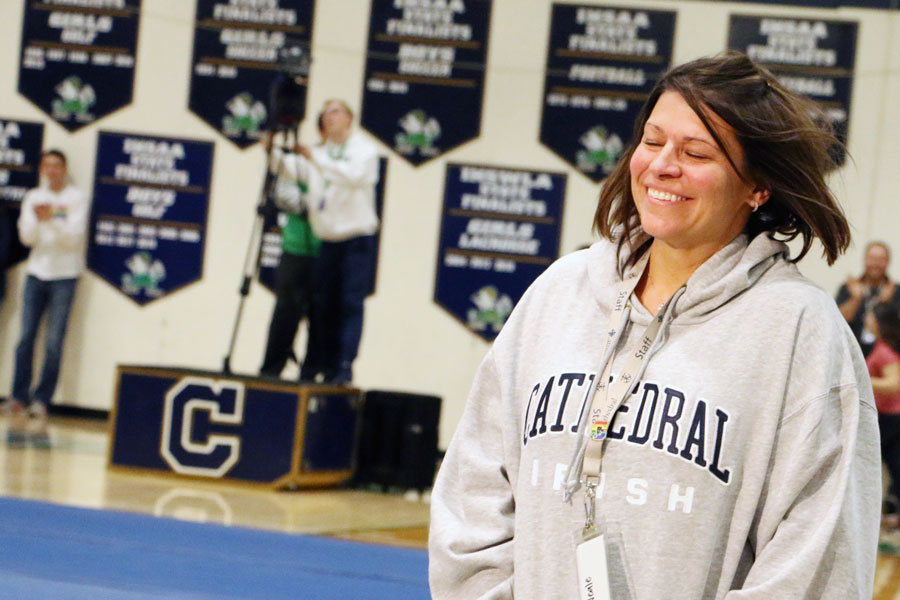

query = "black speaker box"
353;390;441;492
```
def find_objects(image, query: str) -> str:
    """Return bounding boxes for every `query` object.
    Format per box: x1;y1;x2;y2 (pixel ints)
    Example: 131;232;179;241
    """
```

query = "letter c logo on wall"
159;377;245;478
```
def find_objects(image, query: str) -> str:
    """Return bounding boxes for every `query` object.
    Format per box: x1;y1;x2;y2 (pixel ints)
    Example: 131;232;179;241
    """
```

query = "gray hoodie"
429;233;880;599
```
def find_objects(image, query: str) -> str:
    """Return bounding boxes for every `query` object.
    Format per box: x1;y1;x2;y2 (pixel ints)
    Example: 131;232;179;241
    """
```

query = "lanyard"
580;253;676;529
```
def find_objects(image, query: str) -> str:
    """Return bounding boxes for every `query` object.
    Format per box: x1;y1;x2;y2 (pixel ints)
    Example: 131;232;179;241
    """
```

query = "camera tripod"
221;124;303;375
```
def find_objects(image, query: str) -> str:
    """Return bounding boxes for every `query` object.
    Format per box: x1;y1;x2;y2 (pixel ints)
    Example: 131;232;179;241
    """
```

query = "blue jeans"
304;235;376;378
12;275;78;406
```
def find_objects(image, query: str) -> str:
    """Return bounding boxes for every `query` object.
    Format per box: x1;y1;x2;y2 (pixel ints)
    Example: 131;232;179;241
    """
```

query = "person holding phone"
1;150;88;419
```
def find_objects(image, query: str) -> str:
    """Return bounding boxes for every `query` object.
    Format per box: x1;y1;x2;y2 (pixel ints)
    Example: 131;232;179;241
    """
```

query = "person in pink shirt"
866;302;900;526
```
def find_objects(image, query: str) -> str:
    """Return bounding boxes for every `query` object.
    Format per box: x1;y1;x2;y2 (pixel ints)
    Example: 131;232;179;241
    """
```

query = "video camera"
268;44;311;131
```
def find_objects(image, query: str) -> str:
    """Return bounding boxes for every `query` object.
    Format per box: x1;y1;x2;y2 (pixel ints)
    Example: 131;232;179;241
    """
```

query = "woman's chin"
638;219;686;244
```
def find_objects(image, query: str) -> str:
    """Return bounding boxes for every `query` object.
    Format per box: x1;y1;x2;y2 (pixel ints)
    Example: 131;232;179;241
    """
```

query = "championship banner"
361;0;492;166
728;15;857;166
87;131;215;305
712;0;892;8
18;0;141;132
0;118;44;269
540;4;676;183
188;0;315;149
435;163;566;341
259;156;388;295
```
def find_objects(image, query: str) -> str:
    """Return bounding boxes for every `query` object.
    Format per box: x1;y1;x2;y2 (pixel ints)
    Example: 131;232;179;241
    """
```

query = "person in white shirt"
284;99;380;385
0;150;89;419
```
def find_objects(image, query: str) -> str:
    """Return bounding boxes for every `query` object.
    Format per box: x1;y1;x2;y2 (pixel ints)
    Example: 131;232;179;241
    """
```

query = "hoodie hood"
588;232;789;325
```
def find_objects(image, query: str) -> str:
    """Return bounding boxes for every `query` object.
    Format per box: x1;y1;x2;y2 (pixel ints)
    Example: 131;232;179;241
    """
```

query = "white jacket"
274;132;379;242
18;184;89;280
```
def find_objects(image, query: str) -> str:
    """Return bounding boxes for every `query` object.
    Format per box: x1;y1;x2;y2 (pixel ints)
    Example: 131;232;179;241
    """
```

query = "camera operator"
283;99;379;385
259;118;325;378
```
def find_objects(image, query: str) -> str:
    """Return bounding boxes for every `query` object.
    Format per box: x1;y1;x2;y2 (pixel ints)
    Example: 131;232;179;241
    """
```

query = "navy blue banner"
0;118;44;269
540;5;675;183
658;0;894;7
728;15;857;166
435;163;566;341
18;0;141;132
259;157;388;295
713;0;892;7
361;0;492;166
88;131;214;305
540;5;676;183
188;0;315;149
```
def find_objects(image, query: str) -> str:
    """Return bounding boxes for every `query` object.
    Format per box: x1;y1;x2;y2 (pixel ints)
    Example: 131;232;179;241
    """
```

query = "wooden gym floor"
4;414;900;598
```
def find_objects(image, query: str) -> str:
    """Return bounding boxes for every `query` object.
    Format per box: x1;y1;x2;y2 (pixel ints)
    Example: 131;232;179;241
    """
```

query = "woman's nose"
649;144;681;177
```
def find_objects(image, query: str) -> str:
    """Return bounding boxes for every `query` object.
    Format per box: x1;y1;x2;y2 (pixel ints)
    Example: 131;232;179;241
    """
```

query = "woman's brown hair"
595;50;851;267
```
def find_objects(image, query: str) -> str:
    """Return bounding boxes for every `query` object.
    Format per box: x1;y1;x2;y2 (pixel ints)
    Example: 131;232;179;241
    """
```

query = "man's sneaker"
27;402;47;420
0;398;24;415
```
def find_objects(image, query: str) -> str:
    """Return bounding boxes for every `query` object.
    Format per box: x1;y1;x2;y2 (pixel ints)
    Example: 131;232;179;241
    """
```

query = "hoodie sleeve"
429;350;516;599
17;189;40;247
270;147;309;181
724;382;880;599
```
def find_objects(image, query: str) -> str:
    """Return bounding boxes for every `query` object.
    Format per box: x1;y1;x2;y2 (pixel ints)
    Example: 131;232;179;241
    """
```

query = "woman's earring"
751;201;759;213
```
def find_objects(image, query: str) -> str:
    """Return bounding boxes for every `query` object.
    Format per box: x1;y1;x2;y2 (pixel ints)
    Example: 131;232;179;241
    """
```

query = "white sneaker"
0;398;24;415
27;402;47;420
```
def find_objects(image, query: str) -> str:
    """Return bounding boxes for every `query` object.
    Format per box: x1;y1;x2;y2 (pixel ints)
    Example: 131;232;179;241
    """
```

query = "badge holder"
575;477;612;600
574;477;635;600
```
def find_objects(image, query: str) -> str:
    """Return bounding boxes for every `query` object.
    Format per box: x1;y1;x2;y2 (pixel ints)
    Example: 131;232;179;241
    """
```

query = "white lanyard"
580;254;676;529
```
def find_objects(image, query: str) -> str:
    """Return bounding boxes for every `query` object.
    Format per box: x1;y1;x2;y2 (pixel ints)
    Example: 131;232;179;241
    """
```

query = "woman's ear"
749;187;770;210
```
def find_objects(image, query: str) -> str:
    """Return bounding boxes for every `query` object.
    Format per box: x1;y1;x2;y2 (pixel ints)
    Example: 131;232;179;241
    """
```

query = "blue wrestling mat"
0;496;429;599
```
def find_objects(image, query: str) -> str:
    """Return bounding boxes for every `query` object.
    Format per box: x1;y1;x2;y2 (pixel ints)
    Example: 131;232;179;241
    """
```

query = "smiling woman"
429;51;879;600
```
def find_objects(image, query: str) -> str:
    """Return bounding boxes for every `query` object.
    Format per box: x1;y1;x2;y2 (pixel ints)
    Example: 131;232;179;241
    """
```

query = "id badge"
576;529;612;600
